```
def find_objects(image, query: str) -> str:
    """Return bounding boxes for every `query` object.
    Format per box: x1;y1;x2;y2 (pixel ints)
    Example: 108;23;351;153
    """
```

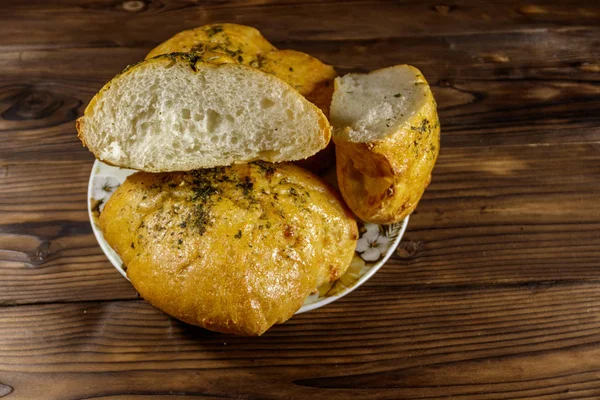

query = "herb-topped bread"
145;23;338;173
331;65;440;224
99;162;358;336
146;23;337;115
77;53;331;172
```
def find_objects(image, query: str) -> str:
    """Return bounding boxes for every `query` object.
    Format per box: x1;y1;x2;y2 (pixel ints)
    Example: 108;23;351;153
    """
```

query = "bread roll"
146;23;337;174
330;65;440;224
77;53;330;172
146;23;337;115
99;162;358;335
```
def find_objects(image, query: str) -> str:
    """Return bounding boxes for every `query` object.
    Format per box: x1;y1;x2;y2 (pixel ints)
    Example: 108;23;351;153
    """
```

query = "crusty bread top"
330;65;432;143
77;53;331;172
99;162;358;335
146;23;276;62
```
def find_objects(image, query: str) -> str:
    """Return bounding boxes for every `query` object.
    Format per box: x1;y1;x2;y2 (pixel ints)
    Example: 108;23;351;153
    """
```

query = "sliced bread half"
330;65;440;224
77;53;330;172
146;24;337;115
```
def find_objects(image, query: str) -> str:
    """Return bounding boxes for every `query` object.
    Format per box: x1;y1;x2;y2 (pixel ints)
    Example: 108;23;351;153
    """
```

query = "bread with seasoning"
146;23;337;115
146;23;337;173
99;162;358;336
330;65;440;224
76;53;331;172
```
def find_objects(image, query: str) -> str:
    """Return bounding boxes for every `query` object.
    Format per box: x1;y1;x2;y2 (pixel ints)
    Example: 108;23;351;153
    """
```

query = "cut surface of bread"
146;23;337;174
331;65;431;142
331;65;440;224
146;24;337;115
77;54;330;172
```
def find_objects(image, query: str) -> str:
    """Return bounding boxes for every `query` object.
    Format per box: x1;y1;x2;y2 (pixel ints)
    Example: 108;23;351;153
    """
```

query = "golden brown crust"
258;49;336;115
145;25;336;113
334;69;440;224
99;162;357;336
75;117;86;147
146;24;276;62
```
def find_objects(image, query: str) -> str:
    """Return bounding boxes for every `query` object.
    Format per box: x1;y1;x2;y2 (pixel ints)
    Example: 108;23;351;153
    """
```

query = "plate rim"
296;214;408;313
87;159;409;314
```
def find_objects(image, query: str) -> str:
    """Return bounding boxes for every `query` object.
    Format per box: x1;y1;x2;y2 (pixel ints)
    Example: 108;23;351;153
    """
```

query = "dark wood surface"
1;1;600;398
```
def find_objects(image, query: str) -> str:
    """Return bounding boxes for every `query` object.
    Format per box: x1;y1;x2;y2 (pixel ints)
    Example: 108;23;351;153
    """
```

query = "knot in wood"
479;52;510;64
517;4;547;15
7;90;61;120
30;241;51;265
433;4;455;14
396;240;423;259
121;0;146;12
0;382;13;397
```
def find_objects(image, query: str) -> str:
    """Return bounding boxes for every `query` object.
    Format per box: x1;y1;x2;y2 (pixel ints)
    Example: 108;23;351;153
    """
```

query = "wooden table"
1;1;599;399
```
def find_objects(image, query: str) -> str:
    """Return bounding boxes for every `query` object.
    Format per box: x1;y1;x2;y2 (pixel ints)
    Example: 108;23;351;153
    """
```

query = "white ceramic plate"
88;160;409;313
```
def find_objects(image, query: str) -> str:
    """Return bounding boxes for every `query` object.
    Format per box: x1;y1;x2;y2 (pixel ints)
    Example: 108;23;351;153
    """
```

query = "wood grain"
2;284;600;399
0;161;135;305
1;27;599;163
1;143;599;306
1;0;599;49
1;0;600;398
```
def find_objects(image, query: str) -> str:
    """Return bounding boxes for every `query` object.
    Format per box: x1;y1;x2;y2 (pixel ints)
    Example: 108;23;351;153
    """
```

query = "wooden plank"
1;29;598;82
2;283;600;399
1;0;598;397
1;0;599;49
0;161;136;305
1;143;599;305
1;28;599;163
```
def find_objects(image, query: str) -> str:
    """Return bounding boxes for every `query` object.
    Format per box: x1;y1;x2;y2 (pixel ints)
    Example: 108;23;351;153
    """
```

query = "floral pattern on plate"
88;160;409;314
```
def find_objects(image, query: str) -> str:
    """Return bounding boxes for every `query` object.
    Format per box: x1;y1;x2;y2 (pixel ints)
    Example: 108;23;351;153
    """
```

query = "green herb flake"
194;204;211;235
236;176;254;197
254;161;275;177
206;25;224;37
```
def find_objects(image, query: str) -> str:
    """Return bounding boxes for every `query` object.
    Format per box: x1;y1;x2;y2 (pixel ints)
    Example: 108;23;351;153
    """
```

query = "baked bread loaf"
330;65;440;224
77;53;330;172
146;23;337;173
146;23;337;115
99;162;358;336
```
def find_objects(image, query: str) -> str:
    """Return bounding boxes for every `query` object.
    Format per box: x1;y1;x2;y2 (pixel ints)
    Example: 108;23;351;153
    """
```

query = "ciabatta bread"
77;53;330;172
